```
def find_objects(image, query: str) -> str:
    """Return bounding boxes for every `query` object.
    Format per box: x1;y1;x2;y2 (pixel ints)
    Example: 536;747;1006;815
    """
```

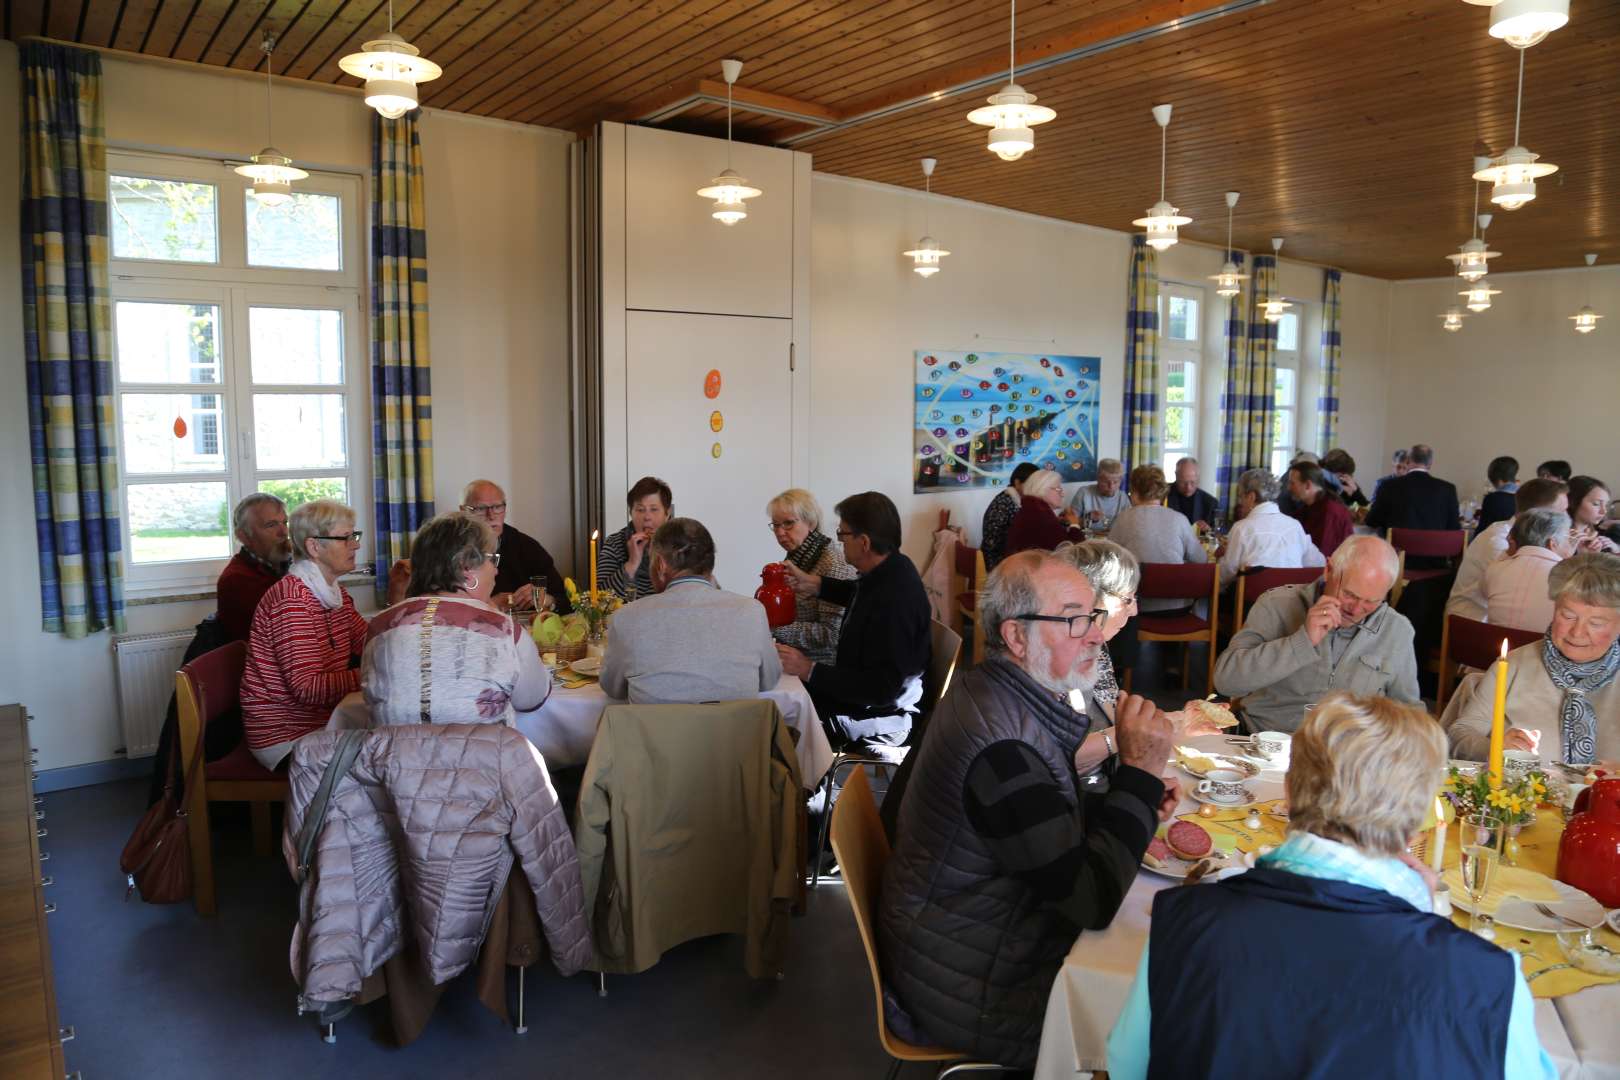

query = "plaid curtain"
1316;267;1343;454
370;110;435;594
1213;250;1249;511
1119;235;1160;474
21;43;124;637
1217;253;1279;509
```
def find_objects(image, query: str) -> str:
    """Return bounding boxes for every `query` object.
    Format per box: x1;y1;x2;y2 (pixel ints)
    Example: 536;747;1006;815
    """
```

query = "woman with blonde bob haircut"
1107;691;1556;1080
766;488;856;663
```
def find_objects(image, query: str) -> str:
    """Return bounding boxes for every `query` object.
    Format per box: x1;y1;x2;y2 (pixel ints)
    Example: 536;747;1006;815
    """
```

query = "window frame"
1158;282;1203;477
108;150;367;596
1270;305;1302;476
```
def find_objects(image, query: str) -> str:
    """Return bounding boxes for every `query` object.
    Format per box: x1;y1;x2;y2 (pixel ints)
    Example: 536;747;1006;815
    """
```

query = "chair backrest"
952;541;980;581
920;620;963;722
175;641;249;754
1444;614;1543;670
1240;566;1325;614
829;769;906;1055
1136;561;1217;602
1390;528;1466;559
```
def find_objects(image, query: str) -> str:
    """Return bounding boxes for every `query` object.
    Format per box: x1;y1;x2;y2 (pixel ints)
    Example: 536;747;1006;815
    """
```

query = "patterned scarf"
786;529;832;574
1544;636;1620;765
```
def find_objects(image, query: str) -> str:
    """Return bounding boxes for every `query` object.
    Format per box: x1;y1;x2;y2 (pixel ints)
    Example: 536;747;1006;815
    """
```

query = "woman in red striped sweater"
241;499;370;770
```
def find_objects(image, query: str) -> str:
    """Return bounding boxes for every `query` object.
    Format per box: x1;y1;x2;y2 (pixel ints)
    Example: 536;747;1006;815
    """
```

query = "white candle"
1430;819;1447;873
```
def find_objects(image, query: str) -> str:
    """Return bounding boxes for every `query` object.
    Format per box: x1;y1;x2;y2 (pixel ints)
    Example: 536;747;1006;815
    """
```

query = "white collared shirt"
1218;501;1325;586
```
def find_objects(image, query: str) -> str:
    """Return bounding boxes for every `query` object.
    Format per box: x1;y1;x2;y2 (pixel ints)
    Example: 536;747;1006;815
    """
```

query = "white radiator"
112;630;193;759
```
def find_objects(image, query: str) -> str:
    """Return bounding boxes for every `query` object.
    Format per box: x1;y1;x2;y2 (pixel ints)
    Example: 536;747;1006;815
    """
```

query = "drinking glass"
529;575;549;613
1457;812;1505;939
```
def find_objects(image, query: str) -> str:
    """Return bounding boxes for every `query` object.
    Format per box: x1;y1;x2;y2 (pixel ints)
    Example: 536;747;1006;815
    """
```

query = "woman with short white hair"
1004;468;1083;556
1217;467;1326;587
241;500;370;769
1109;692;1555;1079
1446;552;1620;765
766;488;856;663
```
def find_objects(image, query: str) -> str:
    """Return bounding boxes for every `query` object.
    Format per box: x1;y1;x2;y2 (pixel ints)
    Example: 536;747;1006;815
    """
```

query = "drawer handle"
59;1026;75;1043
41;875;54;887
37;827;47;839
35;796;43;806
44;902;56;914
39;851;50;862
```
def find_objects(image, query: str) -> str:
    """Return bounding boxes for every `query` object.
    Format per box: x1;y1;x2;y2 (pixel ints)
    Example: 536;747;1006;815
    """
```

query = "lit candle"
1487;638;1508;790
1430;796;1447;873
590;529;600;605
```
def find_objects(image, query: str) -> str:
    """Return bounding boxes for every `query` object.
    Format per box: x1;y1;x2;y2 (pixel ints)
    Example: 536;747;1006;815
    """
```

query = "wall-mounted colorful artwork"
913;350;1101;493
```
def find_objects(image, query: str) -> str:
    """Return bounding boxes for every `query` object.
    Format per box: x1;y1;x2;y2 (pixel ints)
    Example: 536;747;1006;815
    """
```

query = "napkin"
554;670;596;690
1174;746;1221;776
1441;862;1562;913
1174;800;1288;853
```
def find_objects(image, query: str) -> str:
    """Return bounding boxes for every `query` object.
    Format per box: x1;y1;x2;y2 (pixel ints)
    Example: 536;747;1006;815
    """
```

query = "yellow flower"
1531;779;1546;796
1507;794;1524;814
563;577;579;600
1487;789;1510;809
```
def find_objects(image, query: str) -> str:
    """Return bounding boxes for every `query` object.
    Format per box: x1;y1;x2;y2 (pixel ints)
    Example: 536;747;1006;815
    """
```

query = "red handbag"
120;734;204;904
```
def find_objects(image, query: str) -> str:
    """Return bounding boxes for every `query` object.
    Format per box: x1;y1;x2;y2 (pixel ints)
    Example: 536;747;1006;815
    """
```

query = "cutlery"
1533;902;1596;931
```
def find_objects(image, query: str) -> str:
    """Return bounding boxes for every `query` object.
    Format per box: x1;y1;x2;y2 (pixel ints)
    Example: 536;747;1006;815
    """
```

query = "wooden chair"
1231;566;1326;634
1436;615;1543;711
1389;528;1467;607
1134;562;1221;692
952;542;986;666
829;768;1011;1080
175;641;289;916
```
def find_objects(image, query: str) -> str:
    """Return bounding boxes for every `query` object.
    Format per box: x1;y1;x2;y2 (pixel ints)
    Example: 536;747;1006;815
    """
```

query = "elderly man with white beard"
876;550;1177;1069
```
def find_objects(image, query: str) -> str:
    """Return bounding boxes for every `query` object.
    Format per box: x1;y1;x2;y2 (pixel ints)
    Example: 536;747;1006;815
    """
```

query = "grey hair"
1329;534;1401;590
766;488;823;533
1174;456;1199;471
289;499;355;562
1292;450;1320;465
1391;448;1409;466
461;478;504;506
1409;443;1435;467
980;550;1065;659
1096;458;1124;477
1509;508;1571;551
1022;469;1064;502
1058;539;1140;601
1548;552;1620;610
1237;468;1280;504
232;492;285;538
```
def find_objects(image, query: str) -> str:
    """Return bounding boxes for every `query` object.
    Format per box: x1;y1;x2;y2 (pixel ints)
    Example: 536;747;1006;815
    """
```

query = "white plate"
1175;754;1261;782
1140;847;1243;881
1452;877;1607;932
1189;784;1260;810
568;657;602;676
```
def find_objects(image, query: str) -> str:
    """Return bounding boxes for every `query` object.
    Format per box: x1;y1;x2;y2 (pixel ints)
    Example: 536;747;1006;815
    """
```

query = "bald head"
1327;535;1401;624
461;479;509;536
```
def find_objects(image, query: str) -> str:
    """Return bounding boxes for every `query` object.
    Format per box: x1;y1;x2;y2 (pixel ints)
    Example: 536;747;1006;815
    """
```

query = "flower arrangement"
1444;764;1549;827
563;577;621;640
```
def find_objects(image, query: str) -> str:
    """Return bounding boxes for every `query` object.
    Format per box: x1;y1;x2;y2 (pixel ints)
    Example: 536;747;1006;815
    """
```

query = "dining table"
1030;733;1620;1080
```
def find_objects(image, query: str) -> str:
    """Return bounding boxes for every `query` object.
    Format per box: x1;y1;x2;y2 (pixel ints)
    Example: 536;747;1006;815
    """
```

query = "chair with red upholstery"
1437;615;1544;711
1133;563;1221;692
1389;528;1467;606
1231;566;1326;634
175;641;289;916
953;542;986;665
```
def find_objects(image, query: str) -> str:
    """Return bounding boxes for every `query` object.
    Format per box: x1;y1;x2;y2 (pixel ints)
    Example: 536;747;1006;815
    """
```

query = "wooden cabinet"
0;704;71;1079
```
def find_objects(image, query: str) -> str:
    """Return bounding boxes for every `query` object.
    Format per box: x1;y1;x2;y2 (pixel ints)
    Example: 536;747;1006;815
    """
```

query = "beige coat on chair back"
574;699;803;979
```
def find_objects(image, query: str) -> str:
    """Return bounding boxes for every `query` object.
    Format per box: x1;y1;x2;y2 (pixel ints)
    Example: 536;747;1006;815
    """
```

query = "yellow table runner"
1442;812;1620;999
1173;800;1289;853
553;671;596;690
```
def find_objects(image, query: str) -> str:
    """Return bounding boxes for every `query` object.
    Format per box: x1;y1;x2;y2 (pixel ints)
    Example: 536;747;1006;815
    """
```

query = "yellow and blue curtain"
370;110;435;594
1216;252;1278;510
21;43;124;637
1316;268;1343;454
1120;235;1160;474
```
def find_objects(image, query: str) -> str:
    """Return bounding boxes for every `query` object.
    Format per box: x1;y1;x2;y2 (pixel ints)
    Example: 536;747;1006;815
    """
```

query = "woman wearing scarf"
1444;552;1620;766
766;489;856;664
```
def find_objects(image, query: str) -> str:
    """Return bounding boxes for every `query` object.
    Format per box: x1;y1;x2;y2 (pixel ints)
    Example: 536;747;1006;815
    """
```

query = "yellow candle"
1430;796;1447;872
1487;638;1508;789
590;529;599;605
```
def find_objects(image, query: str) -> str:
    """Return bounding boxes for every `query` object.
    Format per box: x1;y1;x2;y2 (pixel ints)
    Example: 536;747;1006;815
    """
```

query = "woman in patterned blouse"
980;462;1038;572
767;488;857;663
597;476;673;601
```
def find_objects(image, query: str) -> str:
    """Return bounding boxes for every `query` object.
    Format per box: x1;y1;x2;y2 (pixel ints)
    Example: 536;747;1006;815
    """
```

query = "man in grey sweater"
599;518;781;705
1214;535;1420;733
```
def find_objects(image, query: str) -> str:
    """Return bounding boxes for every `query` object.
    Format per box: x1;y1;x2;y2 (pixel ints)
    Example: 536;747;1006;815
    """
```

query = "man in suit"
1365;444;1461;556
598;517;781;705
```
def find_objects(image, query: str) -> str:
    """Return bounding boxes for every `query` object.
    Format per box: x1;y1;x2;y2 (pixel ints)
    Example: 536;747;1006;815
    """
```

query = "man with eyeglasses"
1214;534;1421;733
460;479;570;614
876;549;1177;1069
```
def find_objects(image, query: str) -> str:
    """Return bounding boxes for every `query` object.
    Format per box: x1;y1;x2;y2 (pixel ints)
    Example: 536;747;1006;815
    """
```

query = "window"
1158;285;1201;476
109;151;364;592
1270;308;1301;475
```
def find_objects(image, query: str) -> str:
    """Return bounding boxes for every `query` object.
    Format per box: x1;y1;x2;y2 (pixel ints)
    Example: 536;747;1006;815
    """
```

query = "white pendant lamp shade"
1448;238;1501;281
1460;278;1501;312
1473;49;1557;210
903;158;950;277
338;22;442;119
1260;236;1291;321
967;2;1055;161
1132;104;1190;250
235;34;307;206
1570;253;1602;333
1488;0;1570;48
1439;308;1467;332
695;60;761;225
1210;191;1248;297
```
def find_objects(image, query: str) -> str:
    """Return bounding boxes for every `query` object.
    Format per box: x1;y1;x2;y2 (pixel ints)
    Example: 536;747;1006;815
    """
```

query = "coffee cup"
1503;749;1540;783
1253;731;1292;762
1197;769;1247;803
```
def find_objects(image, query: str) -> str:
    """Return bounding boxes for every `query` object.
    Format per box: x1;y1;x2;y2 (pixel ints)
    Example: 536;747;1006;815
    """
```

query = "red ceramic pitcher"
1558;777;1620;908
755;564;798;629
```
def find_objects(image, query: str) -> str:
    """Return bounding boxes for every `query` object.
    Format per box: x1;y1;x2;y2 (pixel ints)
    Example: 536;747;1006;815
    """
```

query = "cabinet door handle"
41;875;54;887
58;1025;75;1042
37;809;45;820
44;902;56;914
39;850;50;862
37;827;47;839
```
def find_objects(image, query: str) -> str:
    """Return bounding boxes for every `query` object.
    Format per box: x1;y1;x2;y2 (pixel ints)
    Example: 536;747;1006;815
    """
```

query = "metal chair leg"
515;965;528;1034
597;971;608;998
322;1023;336;1045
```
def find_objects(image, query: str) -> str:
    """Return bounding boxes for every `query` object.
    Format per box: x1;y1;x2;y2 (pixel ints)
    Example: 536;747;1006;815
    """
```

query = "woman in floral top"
766;489;857;664
980;462;1038;572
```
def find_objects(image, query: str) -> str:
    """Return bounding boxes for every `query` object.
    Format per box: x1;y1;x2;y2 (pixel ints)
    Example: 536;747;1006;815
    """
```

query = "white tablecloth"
1030;734;1620;1080
329;672;835;789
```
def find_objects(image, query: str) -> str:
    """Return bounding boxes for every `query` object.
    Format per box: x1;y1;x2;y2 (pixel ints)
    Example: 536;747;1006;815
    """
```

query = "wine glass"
529;575;549;614
1458;812;1505;939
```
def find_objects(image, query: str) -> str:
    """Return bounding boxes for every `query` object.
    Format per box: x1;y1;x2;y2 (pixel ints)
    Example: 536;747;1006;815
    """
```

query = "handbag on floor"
120;732;205;904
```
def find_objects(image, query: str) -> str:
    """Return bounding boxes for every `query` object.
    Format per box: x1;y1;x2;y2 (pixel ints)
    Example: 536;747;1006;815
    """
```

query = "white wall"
1383;266;1620;502
0;43;574;771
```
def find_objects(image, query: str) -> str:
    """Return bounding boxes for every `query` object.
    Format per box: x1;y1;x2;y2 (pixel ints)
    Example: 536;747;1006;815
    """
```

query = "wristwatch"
1102;730;1116;757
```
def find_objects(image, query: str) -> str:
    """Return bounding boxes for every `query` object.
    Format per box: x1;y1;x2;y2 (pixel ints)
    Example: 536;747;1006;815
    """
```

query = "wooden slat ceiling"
6;0;1616;278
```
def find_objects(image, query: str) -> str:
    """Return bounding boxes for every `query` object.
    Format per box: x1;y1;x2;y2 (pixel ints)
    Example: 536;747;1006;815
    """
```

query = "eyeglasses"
487;553;501;568
768;518;800;532
462;502;507;516
1013;609;1109;638
313;531;364;543
835;529;860;541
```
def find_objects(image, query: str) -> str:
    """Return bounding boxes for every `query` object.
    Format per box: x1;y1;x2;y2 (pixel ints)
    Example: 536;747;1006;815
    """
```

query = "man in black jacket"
1364;443;1462;545
461;479;572;614
777;491;930;749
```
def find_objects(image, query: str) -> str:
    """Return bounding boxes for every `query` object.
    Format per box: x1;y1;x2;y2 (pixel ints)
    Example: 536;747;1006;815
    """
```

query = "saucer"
1190;785;1257;809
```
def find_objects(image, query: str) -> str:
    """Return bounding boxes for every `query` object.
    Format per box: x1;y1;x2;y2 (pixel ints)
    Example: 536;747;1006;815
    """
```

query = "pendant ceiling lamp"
338;0;442;119
1462;0;1570;49
1261;237;1292;322
1460;278;1501;312
1447;160;1501;281
1209;191;1248;298
1132;105;1191;251
695;60;762;226
1439;307;1468;332
1571;253;1603;334
902;158;950;278
1472;47;1558;211
235;32;308;207
965;0;1056;161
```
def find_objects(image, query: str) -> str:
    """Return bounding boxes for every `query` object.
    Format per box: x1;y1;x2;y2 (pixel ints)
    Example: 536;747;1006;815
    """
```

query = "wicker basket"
541;638;588;665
